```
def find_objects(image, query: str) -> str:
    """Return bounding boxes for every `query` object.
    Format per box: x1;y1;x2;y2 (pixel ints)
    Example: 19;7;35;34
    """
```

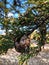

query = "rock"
27;51;49;65
15;35;30;52
0;48;21;65
44;44;49;50
0;44;49;65
30;39;38;48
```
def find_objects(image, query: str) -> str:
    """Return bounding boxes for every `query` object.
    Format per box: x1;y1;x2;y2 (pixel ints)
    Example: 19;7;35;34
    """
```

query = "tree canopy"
0;0;49;52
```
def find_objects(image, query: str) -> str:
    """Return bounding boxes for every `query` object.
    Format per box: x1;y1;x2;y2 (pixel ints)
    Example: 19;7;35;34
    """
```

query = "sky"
6;0;39;18
6;0;27;18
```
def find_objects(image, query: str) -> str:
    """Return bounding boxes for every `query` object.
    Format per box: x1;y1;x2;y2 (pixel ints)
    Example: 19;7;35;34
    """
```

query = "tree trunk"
39;23;46;51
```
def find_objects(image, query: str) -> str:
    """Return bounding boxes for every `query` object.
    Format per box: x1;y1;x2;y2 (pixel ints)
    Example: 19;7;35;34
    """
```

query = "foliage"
0;35;14;54
0;0;49;53
18;46;39;65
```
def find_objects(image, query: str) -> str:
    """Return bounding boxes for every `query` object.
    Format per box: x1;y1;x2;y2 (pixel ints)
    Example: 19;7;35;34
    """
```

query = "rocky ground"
0;48;21;65
0;44;49;65
27;50;49;65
